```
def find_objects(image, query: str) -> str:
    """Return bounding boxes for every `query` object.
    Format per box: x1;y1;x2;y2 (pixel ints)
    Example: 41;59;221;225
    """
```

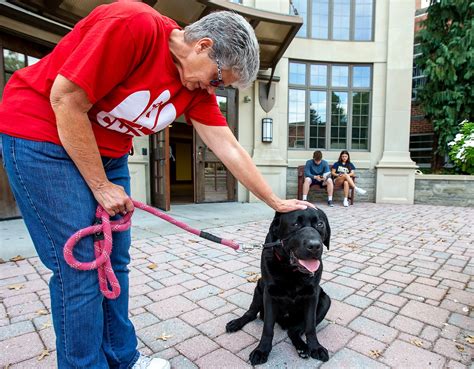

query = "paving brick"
147;285;187;301
147;295;198;320
326;299;362;325
183;285;222;301
197;313;238;339
389;315;424;335
255;341;325;369
195;348;252;369
380;270;416;284
138;318;198;353
349;317;398;344
344;294;372;309
0;320;35;341
321;281;355;301
381;339;446;368
400;300;450;326
404;282;447;300
347;334;387;356
215;330;256;353
321;347;389;369
433;337;468;362
434;270;470;283
169;355;199;369
362;306;396;324
318;324;356;352
175;335;219;361
130;312;160;331
448;313;474;331
421;325;441;342
378;293;408;307
207;273;247;290
225;291;252;309
0;332;45;367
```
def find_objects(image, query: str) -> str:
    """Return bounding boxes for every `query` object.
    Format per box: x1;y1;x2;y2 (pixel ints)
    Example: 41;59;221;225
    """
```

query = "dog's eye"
317;221;324;228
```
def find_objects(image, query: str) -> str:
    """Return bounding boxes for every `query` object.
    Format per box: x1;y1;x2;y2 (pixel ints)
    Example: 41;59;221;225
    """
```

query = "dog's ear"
265;212;281;243
317;209;331;250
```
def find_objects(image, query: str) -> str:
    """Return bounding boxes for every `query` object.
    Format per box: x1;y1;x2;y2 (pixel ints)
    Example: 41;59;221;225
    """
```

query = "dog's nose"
306;239;322;252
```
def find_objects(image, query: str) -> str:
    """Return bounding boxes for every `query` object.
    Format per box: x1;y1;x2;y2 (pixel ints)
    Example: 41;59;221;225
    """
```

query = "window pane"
309;90;327;149
310;64;327;86
330;91;348;149
331;65;349;87
289;62;306;85
288;89;306;148
354;0;373;40
352;66;371;87
3;49;25;72
351;91;369;149
291;0;308;37
311;0;329;39
27;56;40;66
333;0;351;40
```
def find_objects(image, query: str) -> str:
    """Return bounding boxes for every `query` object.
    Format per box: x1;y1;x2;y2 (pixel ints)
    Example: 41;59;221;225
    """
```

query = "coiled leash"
63;200;240;299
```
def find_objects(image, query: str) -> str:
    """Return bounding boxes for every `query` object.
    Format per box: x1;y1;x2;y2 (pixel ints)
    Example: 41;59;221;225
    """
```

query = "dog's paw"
310;345;329;362
249;348;270;365
297;347;310;359
226;319;243;332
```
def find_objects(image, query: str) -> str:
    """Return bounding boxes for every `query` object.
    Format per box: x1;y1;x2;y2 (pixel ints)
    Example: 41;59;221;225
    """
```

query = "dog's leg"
226;279;263;332
249;289;278;365
315;287;331;326
305;295;329;362
288;322;309;358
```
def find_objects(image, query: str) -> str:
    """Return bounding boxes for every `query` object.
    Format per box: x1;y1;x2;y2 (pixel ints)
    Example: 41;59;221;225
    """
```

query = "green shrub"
448;120;474;175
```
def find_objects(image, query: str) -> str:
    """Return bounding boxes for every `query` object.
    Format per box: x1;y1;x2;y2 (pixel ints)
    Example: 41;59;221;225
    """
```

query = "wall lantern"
262;117;273;143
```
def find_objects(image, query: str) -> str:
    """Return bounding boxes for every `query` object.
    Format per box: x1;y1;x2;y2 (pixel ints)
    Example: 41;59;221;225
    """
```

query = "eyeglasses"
209;58;225;90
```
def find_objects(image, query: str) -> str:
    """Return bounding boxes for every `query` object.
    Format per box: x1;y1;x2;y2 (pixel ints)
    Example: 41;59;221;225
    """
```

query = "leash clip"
93;217;104;241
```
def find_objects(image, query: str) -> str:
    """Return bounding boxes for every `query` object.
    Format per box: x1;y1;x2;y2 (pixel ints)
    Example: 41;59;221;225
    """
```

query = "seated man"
302;150;334;207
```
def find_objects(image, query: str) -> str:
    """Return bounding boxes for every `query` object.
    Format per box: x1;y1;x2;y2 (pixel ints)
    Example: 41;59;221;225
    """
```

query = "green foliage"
415;0;474;157
448;120;474;174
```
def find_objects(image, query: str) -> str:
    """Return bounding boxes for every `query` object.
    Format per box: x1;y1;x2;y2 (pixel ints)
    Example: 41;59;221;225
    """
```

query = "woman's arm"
50;74;134;216
192;120;313;213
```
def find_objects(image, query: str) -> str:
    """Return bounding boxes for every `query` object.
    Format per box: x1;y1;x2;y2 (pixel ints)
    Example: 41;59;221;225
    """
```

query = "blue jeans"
1;135;139;369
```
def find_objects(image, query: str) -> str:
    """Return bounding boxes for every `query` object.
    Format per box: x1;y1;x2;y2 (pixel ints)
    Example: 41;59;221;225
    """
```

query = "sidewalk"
0;202;473;368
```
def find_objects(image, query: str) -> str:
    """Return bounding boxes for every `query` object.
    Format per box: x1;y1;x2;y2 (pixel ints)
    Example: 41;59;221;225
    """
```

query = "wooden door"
194;89;238;203
150;128;170;210
0;32;52;219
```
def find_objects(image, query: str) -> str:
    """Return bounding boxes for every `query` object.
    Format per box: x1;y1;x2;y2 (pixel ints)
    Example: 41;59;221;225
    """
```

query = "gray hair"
184;11;260;90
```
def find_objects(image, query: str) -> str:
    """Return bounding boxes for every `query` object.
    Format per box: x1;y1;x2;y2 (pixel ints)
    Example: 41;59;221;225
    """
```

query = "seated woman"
331;150;367;207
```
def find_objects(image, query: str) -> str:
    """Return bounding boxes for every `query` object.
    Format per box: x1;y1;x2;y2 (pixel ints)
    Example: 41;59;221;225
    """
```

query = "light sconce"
243;95;252;103
262;117;273;143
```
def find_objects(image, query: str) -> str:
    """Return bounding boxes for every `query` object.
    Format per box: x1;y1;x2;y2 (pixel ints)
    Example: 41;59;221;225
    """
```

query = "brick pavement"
0;203;473;368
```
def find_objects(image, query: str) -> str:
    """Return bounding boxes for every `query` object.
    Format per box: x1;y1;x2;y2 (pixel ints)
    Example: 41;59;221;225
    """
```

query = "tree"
415;0;473;171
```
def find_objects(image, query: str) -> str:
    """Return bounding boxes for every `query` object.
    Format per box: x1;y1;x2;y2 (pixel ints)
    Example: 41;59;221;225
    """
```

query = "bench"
297;165;355;205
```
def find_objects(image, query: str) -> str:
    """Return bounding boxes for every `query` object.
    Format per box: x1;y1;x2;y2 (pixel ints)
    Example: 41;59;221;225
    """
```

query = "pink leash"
63;200;240;299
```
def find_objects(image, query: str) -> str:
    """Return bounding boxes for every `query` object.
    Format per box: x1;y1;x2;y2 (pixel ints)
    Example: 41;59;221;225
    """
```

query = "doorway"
151;88;238;209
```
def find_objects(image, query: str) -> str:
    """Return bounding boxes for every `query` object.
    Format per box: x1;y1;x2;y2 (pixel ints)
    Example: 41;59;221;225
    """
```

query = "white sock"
303;195;307;201
328;196;332;201
344;197;348;201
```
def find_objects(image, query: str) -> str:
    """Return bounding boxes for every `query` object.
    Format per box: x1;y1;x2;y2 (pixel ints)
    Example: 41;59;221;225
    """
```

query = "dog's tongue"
298;259;320;273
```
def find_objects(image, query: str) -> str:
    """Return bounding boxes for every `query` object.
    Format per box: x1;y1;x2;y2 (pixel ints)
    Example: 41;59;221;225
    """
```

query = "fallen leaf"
369;350;382;358
36;309;49;316
462;306;469;313
188;240;198;243
37;350;50;361
410;339;423;347
218;289;225;295
247;274;260;283
7;284;24;291
157;332;173;341
41;322;52;329
465;335;474;344
455;344;465;352
9;255;25;262
147;263;158;270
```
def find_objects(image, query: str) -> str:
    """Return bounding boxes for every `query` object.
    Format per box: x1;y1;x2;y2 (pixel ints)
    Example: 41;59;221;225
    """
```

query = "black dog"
226;207;331;365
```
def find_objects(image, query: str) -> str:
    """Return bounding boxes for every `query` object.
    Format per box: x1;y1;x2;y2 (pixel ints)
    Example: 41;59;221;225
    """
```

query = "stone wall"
286;168;376;204
414;175;474;207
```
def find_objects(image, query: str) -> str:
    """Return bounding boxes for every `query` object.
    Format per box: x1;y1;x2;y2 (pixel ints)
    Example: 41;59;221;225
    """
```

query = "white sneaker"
355;187;367;195
343;198;349;207
132;354;170;369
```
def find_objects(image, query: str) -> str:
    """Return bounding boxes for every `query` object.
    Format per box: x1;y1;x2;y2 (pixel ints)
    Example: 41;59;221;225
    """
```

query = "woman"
0;3;312;368
331;150;367;207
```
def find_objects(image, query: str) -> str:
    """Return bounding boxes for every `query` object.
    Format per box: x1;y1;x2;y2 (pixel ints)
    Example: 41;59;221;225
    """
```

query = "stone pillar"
376;0;418;204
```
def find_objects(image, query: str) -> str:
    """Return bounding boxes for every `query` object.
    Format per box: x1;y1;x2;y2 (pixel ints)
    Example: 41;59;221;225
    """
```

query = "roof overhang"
3;0;302;71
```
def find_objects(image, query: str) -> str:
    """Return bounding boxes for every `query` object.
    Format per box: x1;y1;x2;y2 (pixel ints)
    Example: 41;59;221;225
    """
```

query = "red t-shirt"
0;2;227;158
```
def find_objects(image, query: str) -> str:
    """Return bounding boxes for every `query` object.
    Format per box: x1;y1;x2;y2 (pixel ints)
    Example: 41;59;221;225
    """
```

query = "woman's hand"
91;181;134;216
271;198;315;213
